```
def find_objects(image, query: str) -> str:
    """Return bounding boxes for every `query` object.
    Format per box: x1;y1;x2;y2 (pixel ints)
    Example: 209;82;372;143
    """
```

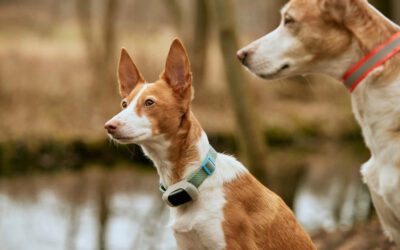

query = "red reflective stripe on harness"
342;31;400;92
348;46;400;92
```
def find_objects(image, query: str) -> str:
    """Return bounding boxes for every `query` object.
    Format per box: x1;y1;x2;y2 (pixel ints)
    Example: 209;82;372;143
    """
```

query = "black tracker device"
160;146;218;207
168;187;194;206
161;180;200;207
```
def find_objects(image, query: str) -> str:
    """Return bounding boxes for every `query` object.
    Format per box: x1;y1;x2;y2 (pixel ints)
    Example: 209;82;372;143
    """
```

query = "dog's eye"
284;14;295;25
121;99;128;109
144;99;155;107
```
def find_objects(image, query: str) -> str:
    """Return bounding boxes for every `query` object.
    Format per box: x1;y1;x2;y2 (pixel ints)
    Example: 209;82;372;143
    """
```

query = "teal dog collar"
160;146;217;207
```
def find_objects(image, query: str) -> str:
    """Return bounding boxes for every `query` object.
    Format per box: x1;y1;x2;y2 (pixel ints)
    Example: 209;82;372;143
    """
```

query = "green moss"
265;127;294;146
0;127;367;177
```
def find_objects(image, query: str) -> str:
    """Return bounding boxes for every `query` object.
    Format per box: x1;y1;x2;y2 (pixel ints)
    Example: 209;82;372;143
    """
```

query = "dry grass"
0;0;357;142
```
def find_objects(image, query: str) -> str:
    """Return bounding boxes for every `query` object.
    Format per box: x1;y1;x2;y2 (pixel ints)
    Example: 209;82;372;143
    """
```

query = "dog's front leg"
369;188;400;246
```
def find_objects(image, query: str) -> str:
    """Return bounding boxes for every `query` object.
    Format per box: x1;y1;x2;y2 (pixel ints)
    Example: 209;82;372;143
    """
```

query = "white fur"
238;4;400;245
141;132;248;250
238;12;362;81
106;84;153;144
353;71;400;246
163;132;247;250
141;135;174;186
238;22;313;80
109;101;248;250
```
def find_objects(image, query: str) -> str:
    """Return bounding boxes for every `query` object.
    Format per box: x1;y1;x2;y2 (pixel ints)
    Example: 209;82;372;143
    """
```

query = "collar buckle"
202;159;215;176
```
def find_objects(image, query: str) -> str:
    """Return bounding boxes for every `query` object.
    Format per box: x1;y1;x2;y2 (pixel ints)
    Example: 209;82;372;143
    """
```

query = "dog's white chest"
361;157;400;244
355;79;400;206
351;72;400;154
172;221;225;250
168;185;227;250
362;158;400;202
353;73;400;244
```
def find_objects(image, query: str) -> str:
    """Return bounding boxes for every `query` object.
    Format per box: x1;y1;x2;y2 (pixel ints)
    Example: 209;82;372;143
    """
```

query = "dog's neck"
323;2;400;84
141;113;209;187
310;2;400;163
346;2;399;53
314;4;400;81
347;2;400;157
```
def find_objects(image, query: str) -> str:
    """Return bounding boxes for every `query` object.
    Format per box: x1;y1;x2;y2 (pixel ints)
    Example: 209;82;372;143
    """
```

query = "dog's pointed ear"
118;48;145;98
161;38;192;94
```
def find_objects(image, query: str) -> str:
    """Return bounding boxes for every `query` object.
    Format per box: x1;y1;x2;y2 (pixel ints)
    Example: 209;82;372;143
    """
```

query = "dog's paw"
383;228;394;242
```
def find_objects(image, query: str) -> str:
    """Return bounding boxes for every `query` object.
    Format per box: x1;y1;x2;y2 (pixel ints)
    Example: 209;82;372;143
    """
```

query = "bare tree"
163;0;183;34
190;0;210;86
164;0;210;86
391;0;400;24
98;174;110;250
76;0;120;97
266;0;285;32
369;0;390;17
213;0;269;184
65;176;86;250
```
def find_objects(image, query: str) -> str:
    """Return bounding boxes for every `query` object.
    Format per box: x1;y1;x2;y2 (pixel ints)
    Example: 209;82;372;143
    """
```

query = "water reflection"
0;146;371;250
0;168;176;250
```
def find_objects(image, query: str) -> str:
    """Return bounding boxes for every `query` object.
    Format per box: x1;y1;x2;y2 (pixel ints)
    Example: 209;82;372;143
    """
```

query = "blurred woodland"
0;0;399;249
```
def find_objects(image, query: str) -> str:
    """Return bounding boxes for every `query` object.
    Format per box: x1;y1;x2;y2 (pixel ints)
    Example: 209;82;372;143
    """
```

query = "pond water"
0;158;371;250
0;190;176;250
0;168;177;250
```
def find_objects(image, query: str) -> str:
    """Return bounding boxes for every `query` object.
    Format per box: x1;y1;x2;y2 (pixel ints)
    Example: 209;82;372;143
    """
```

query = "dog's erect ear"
118;48;145;98
161;38;192;94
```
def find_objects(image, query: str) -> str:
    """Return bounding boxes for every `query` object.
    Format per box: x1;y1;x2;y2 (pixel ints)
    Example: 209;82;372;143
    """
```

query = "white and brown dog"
105;39;315;249
237;0;400;246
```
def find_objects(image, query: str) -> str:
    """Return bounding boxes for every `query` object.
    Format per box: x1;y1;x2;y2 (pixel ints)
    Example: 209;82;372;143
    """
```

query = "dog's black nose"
237;50;248;64
104;122;118;134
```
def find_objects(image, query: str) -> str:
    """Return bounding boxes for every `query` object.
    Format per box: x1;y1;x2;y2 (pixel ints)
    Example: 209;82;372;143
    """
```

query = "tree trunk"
265;0;285;32
76;0;120;97
369;0;390;18
391;0;400;25
163;0;183;34
65;176;85;250
102;0;119;83
190;0;210;86
98;174;109;250
213;0;269;184
76;0;99;68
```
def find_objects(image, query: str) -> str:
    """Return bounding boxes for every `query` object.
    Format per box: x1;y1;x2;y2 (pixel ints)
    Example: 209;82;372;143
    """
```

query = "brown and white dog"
104;39;315;250
237;0;400;246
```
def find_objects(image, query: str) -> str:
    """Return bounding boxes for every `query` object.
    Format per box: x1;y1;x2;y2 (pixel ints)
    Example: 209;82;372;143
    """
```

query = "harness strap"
342;31;400;92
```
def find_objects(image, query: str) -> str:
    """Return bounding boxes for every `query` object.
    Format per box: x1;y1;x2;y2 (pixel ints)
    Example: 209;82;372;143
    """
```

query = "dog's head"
104;39;193;145
237;0;366;80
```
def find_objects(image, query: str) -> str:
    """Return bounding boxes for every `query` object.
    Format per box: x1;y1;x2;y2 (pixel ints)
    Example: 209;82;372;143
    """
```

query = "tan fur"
285;2;400;243
223;173;315;250
283;0;400;84
283;0;353;59
108;39;316;249
118;48;145;98
238;0;400;246
116;41;201;183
